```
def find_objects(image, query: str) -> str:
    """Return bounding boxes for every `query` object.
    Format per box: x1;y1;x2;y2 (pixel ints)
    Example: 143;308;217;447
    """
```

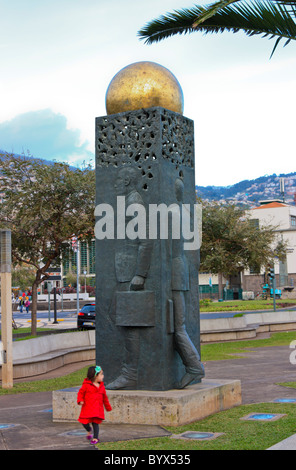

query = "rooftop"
253;200;289;210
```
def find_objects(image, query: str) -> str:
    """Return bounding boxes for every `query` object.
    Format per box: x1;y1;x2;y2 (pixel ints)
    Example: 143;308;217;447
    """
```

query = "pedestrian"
19;293;25;313
77;365;112;445
25;297;30;313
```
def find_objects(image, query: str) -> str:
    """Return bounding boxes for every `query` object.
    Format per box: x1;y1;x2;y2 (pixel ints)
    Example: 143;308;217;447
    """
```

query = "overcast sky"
0;0;296;187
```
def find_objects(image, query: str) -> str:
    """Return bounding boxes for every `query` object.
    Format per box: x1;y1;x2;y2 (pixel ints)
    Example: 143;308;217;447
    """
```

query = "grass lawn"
200;298;296;312
98;402;296;451
0;365;90;395
13;327;53;339
0;327;54;340
0;327;76;341
201;330;296;360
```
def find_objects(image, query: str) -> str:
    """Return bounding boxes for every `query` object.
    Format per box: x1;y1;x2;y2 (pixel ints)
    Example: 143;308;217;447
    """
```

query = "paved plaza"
1;342;296;450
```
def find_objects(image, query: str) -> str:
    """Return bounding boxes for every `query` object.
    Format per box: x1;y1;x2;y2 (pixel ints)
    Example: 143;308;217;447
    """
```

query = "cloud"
0;109;95;167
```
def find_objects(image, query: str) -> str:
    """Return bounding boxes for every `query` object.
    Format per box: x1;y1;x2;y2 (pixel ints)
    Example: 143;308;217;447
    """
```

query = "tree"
12;264;36;292
200;201;287;297
0;153;95;335
138;0;296;57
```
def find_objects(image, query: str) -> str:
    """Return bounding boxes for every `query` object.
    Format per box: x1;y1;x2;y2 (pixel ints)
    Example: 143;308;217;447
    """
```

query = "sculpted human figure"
171;178;205;388
106;166;153;390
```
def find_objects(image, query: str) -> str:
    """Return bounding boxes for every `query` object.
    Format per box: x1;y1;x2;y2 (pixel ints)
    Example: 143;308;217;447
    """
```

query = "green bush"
199;298;213;307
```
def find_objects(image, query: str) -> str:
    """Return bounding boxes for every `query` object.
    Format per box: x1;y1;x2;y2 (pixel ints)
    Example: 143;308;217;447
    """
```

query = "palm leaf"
192;0;240;27
138;6;205;44
277;0;296;4
138;0;296;57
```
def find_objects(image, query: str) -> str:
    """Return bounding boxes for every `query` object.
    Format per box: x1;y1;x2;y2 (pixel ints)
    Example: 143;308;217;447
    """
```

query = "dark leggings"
82;422;99;439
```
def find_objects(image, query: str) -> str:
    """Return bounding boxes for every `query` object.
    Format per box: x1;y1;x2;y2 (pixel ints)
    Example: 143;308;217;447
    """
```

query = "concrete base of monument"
52;378;241;427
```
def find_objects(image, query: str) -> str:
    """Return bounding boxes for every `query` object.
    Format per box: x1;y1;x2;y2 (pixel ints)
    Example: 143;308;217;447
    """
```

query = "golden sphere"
105;61;184;115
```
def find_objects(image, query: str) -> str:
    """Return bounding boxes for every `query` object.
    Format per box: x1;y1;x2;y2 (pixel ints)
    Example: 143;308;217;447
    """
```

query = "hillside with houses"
1;150;295;209
196;172;296;207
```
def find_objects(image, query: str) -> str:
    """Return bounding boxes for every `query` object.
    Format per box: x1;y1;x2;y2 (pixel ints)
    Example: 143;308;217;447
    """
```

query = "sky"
0;0;296;187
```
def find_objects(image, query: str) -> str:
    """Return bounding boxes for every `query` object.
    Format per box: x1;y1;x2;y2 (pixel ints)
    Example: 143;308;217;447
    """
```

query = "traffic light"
267;267;275;288
269;268;275;279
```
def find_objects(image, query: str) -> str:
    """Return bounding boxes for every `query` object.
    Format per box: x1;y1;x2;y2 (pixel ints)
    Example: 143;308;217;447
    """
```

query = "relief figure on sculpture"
106;165;154;390
170;178;205;388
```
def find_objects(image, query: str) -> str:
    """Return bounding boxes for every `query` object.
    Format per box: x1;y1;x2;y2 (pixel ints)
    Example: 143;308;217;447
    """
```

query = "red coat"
77;379;112;424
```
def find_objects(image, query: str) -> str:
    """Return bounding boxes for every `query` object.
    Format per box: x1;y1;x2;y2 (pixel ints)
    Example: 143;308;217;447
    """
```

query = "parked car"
77;303;96;329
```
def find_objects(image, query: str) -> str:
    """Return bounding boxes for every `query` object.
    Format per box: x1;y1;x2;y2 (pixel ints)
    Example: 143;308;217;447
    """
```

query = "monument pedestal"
52;379;241;427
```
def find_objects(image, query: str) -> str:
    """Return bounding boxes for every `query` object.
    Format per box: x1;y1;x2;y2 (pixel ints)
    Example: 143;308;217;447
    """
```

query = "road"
1;305;296;331
13;309;76;321
0;308;78;331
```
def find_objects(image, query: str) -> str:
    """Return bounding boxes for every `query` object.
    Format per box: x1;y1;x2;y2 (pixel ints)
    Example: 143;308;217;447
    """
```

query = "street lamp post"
0;229;13;388
83;270;87;295
76;241;80;315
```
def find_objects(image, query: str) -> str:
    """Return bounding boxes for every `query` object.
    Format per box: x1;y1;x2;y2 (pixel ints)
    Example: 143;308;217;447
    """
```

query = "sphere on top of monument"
105;61;184;116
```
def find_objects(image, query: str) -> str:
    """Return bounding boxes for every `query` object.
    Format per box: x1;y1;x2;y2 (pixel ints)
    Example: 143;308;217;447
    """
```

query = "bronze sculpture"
95;63;203;391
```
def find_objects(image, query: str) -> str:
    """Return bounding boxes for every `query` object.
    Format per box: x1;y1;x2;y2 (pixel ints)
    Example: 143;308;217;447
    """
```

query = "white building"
243;200;296;297
199;199;296;300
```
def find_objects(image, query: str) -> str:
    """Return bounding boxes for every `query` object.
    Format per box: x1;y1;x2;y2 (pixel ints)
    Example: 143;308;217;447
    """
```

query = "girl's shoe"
86;434;93;441
90;438;100;445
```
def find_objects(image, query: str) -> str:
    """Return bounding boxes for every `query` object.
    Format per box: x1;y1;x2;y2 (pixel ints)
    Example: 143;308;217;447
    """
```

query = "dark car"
77;303;96;329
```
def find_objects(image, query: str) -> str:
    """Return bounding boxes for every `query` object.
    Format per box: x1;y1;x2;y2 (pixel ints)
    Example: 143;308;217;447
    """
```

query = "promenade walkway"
1;307;296;450
1;341;296;450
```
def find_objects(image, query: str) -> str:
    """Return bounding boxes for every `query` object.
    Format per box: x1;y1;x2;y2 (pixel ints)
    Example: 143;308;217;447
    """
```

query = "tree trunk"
31;280;38;336
218;272;223;300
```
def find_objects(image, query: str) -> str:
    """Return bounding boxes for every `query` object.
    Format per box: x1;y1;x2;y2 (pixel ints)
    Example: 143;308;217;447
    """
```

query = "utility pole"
71;236;80;315
0;230;13;389
77;240;80;315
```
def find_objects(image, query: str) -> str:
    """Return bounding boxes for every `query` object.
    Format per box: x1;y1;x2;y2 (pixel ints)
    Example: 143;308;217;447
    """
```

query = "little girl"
77;365;112;445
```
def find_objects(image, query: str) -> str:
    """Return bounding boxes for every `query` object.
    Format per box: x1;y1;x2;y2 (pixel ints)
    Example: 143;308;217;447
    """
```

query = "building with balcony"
199;199;296;300
243;200;296;297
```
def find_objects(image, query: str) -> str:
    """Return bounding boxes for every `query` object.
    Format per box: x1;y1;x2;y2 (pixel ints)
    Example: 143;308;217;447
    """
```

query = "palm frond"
275;0;296;17
192;0;240;27
138;6;205;44
276;0;296;4
138;0;296;57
